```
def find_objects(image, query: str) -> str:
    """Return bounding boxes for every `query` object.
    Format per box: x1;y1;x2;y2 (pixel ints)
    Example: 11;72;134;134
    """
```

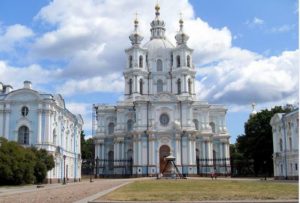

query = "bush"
0;138;54;185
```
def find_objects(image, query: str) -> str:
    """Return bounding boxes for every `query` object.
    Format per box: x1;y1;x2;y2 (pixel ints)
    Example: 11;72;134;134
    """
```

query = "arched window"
139;79;143;95
157;79;163;93
157;59;162;71
193;119;199;130
129;79;133;95
171;54;173;66
279;138;283;151
139;55;143;68
177;79;181;94
209;122;216;133
53;129;57;145
129;55;133;68
187;55;191;67
176;55;181;67
188;78;192;94
127;119;134;132
108;122;114;134
21;106;29;117
18;126;29;145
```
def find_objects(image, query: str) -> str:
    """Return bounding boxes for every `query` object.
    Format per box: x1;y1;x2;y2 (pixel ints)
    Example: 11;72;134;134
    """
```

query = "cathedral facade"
93;5;230;176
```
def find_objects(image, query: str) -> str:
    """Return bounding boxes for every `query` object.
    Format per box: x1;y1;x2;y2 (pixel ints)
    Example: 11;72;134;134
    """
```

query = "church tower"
172;16;196;98
124;5;196;100
124;16;148;100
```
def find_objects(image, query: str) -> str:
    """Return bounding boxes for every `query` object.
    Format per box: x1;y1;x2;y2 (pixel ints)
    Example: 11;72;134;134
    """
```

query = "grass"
101;179;298;201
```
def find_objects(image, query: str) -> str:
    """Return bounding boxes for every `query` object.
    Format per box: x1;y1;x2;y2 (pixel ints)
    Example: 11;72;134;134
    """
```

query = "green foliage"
0;138;55;185
81;131;94;160
31;147;55;183
235;106;290;176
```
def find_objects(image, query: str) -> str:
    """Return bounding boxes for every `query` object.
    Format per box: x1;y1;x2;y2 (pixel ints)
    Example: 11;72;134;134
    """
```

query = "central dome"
143;38;174;59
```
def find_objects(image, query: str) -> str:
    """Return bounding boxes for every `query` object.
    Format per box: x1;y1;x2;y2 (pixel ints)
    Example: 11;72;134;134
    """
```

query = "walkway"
0;178;133;203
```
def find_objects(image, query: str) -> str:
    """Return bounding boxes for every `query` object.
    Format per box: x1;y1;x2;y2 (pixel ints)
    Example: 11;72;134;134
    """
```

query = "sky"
0;0;298;143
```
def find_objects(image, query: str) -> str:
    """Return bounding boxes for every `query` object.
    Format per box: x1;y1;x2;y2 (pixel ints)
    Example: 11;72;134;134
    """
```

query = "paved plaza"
0;178;297;203
0;178;134;203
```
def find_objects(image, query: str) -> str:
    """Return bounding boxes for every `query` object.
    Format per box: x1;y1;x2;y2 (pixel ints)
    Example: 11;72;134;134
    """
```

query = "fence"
82;158;133;178
197;158;231;176
82;158;252;177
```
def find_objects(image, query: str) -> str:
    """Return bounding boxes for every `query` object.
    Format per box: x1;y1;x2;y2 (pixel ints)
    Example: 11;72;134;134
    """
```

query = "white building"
0;81;83;183
93;5;230;177
270;108;299;180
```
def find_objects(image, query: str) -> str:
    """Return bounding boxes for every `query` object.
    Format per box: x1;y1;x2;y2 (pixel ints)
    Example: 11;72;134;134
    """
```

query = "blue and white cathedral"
93;5;230;176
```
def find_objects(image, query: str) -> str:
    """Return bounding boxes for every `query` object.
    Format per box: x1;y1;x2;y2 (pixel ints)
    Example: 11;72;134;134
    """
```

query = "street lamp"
90;159;94;183
63;155;66;185
263;160;267;181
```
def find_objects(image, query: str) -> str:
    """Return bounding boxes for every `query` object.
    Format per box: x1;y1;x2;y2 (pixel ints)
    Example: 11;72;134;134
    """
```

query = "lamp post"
63;155;66;185
263;160;267;181
90;159;93;183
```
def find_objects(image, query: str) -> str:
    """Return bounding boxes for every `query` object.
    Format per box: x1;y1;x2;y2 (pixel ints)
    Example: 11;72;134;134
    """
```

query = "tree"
0;138;36;185
81;131;94;160
0;138;55;185
31;147;55;183
236;106;290;176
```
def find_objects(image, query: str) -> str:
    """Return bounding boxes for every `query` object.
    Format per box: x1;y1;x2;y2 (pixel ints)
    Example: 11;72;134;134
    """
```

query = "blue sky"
0;0;298;143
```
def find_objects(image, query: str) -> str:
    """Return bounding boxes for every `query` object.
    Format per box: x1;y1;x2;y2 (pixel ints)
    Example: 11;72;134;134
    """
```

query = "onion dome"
150;4;166;39
175;16;189;45
129;17;143;45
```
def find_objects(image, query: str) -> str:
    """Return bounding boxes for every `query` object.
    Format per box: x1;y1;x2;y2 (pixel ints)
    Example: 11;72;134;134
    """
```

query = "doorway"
159;145;171;173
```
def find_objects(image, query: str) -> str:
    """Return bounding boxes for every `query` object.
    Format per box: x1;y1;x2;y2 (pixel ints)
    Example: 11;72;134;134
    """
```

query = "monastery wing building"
93;5;230;177
0;81;83;182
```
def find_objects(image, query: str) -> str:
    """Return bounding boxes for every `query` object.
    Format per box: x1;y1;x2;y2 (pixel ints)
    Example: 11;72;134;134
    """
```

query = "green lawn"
102;179;298;201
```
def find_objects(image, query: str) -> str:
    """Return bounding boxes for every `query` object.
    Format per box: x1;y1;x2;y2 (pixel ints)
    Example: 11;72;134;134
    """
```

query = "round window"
160;113;169;126
21;106;29;117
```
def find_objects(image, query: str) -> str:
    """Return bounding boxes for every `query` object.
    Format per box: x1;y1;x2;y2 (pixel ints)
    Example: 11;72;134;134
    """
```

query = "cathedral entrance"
159;145;170;174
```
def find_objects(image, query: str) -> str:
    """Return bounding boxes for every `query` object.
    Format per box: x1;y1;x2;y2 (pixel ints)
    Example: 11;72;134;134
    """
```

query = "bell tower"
124;16;148;100
171;16;196;98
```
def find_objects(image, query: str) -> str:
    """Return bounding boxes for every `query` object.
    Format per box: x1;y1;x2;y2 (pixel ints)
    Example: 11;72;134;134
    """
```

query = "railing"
197;158;231;176
82;158;133;178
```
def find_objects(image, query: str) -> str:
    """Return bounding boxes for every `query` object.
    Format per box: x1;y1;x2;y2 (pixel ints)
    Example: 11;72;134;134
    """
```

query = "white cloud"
0;60;62;89
253;17;264;25
0;24;34;52
196;50;299;105
270;24;296;33
65;102;92;134
58;73;124;96
0;0;297;112
245;17;264;28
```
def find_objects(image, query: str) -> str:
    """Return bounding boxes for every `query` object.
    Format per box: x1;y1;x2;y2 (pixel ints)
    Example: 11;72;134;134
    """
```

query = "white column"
183;75;186;92
225;143;230;165
37;110;42;144
138;135;142;165
101;143;105;159
4;104;10;140
45;111;50;143
133;135;138;165
188;138;193;165
0;104;4;137
176;135;181;165
121;142;124;159
208;141;213;166
49;111;53;144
